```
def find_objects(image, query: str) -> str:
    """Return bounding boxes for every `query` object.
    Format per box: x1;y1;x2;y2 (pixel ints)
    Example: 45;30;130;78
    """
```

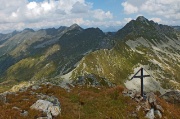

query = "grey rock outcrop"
31;95;61;119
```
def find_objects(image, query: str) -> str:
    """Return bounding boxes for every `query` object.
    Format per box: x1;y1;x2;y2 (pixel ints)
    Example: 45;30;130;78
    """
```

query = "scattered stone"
154;110;162;118
30;91;35;95
12;106;21;111
155;105;164;113
19;87;28;92
20;110;28;117
22;99;29;101
122;89;164;119
130;111;138;117
32;85;41;90
37;117;48;119
136;105;141;111
122;89;128;94
147;92;156;105
0;93;7;103
146;108;155;119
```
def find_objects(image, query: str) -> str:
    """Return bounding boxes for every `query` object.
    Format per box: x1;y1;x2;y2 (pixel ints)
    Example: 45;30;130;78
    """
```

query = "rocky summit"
0;16;180;119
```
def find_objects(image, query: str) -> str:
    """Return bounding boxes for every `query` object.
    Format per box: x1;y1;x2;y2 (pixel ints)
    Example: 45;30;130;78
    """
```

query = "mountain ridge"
0;16;179;94
64;16;180;94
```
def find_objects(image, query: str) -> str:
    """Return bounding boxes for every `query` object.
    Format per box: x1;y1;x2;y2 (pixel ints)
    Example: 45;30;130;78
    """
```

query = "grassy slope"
71;42;150;84
0;45;60;92
0;84;179;119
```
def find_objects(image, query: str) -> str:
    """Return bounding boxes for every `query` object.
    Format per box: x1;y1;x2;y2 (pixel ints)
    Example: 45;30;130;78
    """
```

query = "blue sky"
0;0;179;33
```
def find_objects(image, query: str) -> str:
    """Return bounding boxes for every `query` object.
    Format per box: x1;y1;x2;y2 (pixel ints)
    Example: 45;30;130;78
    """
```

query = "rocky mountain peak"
116;16;178;42
136;16;149;22
135;16;151;26
69;23;83;31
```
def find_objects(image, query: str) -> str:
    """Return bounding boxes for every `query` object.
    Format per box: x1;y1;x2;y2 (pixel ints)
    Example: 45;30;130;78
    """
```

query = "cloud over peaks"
0;0;115;33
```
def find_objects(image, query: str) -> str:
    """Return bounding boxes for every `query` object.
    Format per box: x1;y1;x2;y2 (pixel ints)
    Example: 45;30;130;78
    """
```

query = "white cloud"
121;2;138;14
124;18;132;23
150;18;162;23
122;0;180;25
27;2;37;10
93;9;113;21
0;0;114;33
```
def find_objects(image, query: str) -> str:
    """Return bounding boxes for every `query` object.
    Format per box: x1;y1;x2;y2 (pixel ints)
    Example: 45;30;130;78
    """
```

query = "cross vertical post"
141;68;143;97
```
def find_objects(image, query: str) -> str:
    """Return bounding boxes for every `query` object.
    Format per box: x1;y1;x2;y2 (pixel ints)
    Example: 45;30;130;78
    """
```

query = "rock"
128;89;137;98
31;100;53;112
122;89;128;94
20;110;28;117
32;85;41;90
130;111;138;118
136;105;141;111
155;105;164;113
30;91;35;95
31;99;61;117
141;100;151;112
147;92;156;104
37;117;48;119
134;94;143;102
19;87;28;92
12;106;21;111
154;110;162;118
146;108;155;119
48;105;61;116
47;111;52;119
0;93;7;103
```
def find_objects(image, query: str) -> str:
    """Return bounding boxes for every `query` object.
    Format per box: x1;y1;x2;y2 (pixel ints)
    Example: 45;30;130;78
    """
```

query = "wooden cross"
130;68;150;97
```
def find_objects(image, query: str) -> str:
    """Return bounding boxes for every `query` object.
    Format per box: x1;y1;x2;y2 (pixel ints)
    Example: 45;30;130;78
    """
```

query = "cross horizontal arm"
133;75;150;78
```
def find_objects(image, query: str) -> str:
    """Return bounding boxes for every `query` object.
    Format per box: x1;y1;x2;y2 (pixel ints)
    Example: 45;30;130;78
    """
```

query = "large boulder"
31;100;53;112
31;99;61;117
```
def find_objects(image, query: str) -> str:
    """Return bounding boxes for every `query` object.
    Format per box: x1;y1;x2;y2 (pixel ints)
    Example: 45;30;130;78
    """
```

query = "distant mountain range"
0;16;180;94
172;26;180;31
